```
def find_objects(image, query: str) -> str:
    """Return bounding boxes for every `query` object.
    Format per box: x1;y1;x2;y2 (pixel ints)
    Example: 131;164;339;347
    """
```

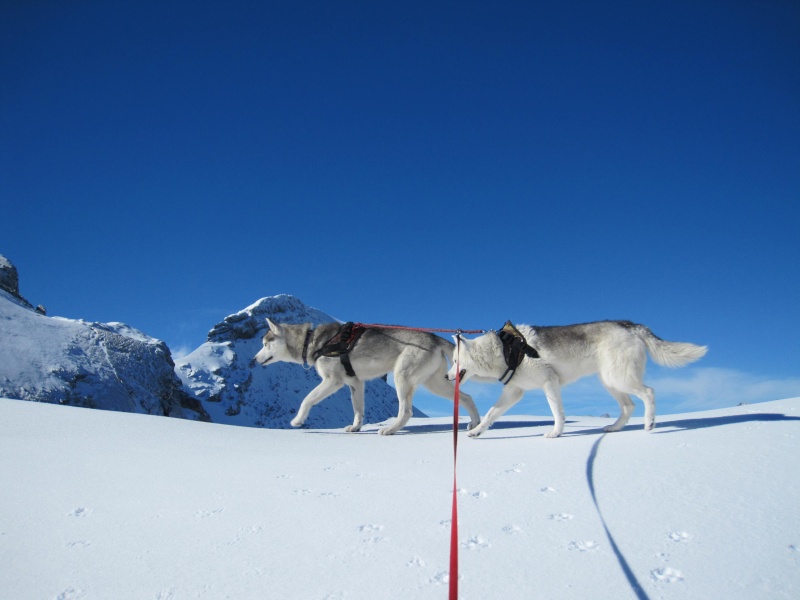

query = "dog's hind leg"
604;378;656;431
542;373;566;438
467;386;524;437
421;372;481;430
602;385;635;432
291;378;344;428
345;381;365;433
632;385;656;431
379;375;416;436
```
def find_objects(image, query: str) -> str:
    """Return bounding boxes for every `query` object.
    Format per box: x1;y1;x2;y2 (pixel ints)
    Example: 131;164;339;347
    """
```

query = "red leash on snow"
354;322;480;599
449;334;462;600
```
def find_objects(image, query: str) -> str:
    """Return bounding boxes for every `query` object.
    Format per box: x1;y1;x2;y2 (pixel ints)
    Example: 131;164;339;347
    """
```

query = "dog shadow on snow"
304;412;800;437
398;419;555;435
442;412;800;440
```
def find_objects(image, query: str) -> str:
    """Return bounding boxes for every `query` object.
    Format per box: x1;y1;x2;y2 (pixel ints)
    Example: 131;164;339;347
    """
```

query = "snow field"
1;398;799;599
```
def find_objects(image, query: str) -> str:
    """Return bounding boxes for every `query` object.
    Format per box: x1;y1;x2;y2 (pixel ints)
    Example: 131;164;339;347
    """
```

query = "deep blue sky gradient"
3;0;799;416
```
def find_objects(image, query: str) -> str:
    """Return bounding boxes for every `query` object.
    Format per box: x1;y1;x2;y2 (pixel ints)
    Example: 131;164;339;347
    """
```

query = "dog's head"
445;333;504;383
253;318;291;366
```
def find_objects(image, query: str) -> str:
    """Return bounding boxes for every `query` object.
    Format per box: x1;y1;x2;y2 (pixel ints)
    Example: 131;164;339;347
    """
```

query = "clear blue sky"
3;0;799;417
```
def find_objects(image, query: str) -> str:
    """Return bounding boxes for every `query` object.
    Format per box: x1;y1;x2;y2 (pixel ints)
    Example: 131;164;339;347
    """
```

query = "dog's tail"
641;328;708;368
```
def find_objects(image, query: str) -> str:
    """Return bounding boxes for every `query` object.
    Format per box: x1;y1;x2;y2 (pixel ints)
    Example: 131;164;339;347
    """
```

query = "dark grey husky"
254;319;480;435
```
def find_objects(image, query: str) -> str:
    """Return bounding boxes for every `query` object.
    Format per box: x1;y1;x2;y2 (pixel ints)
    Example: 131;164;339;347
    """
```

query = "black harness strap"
312;322;366;377
301;327;313;367
496;321;539;385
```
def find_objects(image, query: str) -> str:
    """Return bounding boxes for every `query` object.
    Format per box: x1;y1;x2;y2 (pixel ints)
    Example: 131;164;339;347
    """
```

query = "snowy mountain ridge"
0;287;206;419
1;254;418;429
176;294;424;429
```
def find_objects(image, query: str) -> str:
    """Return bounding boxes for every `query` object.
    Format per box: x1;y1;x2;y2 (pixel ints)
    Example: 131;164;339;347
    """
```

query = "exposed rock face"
0;254;32;309
0;255;19;295
175;295;423;429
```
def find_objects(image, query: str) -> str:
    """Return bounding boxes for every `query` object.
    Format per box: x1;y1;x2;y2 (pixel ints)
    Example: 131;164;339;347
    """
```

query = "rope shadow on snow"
586;434;652;600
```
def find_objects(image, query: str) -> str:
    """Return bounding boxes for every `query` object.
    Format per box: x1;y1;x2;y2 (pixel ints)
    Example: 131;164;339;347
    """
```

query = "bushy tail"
642;330;708;368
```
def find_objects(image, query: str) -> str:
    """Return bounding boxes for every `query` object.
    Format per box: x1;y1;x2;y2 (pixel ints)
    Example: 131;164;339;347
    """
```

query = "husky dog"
254;319;481;435
446;321;707;438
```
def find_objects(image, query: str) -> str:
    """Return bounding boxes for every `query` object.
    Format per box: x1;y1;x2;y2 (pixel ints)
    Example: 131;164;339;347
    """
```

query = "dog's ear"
266;318;282;335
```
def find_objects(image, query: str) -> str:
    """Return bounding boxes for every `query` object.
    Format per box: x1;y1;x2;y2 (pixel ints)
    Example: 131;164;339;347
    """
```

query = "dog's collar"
302;327;314;367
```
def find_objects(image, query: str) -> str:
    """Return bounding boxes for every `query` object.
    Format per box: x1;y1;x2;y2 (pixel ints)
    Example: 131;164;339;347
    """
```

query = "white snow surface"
2;396;799;600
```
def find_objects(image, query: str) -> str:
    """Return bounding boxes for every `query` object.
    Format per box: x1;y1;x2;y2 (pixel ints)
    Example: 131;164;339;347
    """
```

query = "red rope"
353;322;485;335
449;336;461;600
354;321;473;597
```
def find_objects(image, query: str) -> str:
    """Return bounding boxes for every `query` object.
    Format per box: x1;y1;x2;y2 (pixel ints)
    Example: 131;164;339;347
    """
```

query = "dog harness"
497;321;540;385
311;322;366;377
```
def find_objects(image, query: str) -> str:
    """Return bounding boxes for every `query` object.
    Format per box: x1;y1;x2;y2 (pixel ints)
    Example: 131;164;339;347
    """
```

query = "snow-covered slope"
1;396;798;599
175;294;425;429
0;288;206;419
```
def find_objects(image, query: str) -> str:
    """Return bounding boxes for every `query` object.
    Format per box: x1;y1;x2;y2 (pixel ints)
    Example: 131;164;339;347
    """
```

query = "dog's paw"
544;430;562;439
344;425;361;433
644;421;656;432
467;429;483;438
290;417;305;428
603;424;622;433
467;420;480;431
378;427;397;436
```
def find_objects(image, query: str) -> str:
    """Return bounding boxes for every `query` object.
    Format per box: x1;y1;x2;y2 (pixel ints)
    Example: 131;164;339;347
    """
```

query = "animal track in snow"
68;507;91;518
461;535;490;550
358;524;383;533
406;556;426;567
651;567;684;583
497;463;525;475
194;508;224;518
502;524;523;535
66;540;90;548
568;540;598;552
540;486;557;493
458;488;488;499
547;513;574;521
667;531;690;542
56;587;85;600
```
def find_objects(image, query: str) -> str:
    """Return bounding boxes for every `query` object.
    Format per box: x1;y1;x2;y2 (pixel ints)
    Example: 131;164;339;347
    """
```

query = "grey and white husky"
254;319;481;435
446;321;707;438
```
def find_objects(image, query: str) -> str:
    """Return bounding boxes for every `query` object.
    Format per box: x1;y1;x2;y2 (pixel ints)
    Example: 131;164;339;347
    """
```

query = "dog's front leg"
345;381;365;432
542;374;565;438
467;386;524;437
291;378;344;428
